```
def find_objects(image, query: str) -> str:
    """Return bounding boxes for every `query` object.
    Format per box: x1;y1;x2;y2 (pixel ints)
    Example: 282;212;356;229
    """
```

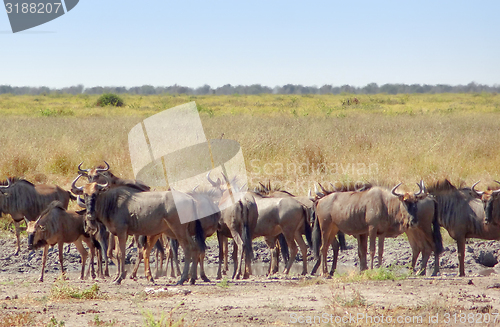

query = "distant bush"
96;93;124;107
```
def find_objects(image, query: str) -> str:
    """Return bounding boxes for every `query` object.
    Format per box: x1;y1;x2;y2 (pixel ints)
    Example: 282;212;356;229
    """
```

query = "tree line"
0;82;499;96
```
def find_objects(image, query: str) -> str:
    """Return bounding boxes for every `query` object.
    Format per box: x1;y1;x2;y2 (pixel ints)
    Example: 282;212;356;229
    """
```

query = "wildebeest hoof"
201;276;211;283
112;278;122;285
190;278;196;285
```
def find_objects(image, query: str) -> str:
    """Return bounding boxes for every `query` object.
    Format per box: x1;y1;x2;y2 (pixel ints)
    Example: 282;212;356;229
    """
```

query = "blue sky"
1;0;499;88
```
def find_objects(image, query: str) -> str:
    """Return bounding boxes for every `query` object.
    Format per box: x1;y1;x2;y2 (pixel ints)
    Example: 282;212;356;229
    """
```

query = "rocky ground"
1;232;500;326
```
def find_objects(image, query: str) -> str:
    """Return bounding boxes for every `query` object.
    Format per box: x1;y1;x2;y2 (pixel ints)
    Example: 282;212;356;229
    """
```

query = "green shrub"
96;93;124;107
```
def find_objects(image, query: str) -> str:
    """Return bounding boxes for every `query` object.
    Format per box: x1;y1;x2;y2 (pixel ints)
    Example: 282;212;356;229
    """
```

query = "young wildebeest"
0;177;75;255
71;174;203;285
312;183;430;277
26;201;97;282
428;179;498;277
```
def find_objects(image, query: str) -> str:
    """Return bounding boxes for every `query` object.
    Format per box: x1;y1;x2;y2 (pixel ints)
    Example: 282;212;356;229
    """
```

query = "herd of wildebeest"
1;162;500;285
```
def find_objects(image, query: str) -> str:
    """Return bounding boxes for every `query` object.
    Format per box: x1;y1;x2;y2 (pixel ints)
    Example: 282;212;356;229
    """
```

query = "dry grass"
1;93;500;196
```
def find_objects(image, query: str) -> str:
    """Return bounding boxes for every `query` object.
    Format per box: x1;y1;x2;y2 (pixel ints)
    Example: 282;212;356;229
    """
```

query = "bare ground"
2;234;500;326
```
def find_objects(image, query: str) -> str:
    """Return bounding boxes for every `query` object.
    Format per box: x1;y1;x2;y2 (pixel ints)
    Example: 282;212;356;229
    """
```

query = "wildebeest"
71;174;203;285
379;181;443;275
428;179;500;277
0;177;75;255
76;161;152;278
207;172;258;279
217;188;258;279
312;183;428;276
130;187;219;282
26;201;98;282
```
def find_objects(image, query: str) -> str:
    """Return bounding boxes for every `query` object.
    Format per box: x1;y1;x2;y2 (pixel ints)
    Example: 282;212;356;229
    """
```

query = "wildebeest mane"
0;177;34;187
428;179;484;235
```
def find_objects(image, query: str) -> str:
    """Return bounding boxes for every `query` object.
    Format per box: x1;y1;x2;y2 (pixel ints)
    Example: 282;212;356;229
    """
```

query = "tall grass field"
1;92;500;198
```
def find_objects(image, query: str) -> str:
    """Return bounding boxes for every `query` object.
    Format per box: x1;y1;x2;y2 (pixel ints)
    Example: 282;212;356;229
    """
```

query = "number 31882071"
5;2;62;14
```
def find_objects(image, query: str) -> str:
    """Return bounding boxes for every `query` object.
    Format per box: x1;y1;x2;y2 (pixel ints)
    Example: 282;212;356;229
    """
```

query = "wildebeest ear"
39;225;46;231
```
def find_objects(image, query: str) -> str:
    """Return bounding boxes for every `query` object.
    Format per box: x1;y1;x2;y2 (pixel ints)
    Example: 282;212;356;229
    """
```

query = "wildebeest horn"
24;217;29;225
96;161;110;172
471;181;483;196
414;180;424;196
259;182;268;192
207;171;217;187
77;195;86;208
314;184;323;197
97;174;110;190
493;181;500;195
0;178;11;189
71;174;84;195
391;183;403;197
318;182;328;194
77;162;90;174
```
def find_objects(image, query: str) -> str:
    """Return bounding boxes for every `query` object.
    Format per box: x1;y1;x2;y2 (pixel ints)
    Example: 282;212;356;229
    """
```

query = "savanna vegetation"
1;92;499;198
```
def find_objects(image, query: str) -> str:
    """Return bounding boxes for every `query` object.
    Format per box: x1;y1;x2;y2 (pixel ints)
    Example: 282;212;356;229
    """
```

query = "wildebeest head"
472;181;500;224
391;180;428;226
78;161;110;183
26;215;48;250
71;174;109;235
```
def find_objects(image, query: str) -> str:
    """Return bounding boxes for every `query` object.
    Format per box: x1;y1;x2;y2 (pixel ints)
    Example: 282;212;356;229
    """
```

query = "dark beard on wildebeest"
404;202;418;223
27;233;47;250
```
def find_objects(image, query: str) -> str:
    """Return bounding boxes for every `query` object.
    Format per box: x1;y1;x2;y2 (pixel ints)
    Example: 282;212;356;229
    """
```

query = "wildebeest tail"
154;239;165;257
170;238;179;261
138;235;147;248
432;200;444;255
337;231;347;251
312;211;321;259
194;219;207;252
303;205;313;248
240;199;254;261
67;191;77;201
278;234;289;263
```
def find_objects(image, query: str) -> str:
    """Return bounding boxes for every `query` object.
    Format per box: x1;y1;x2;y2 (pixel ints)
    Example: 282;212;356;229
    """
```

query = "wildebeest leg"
216;231;225;279
143;234;161;283
368;228;377;270
108;234;118;267
294;231;308;275
229;230;245;279
39;244;49;282
113;233;128;285
231;241;239;279
223;236;229;275
457;237;466;277
320;224;337;277
357;234;368;271
329;238;340;275
377;236;384;268
264;236;277;275
130;237;144;280
198;248;210;282
174;236;194;285
57;241;67;280
283;233;298;274
432;250;440;276
13;220;21;256
418;247;431;276
74;239;91;280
